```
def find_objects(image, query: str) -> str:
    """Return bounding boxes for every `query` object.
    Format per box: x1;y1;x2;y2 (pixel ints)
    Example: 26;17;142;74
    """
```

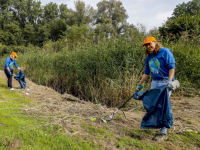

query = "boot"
153;133;167;142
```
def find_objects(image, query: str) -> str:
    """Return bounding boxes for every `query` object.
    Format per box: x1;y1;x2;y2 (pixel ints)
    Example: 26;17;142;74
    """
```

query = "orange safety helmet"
142;36;156;47
10;52;18;57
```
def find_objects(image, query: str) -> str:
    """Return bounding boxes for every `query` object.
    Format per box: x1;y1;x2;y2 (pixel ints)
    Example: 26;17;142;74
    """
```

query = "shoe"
10;88;14;91
153;134;167;142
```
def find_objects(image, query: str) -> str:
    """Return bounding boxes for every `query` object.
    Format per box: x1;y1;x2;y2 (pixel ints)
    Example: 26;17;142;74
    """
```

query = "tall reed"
0;35;199;107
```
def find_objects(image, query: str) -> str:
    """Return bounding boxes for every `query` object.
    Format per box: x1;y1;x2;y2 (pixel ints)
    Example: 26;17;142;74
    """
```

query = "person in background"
4;52;21;90
136;36;175;141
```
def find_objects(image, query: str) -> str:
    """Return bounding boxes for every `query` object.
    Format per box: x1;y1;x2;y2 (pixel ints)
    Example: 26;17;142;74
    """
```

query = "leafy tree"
23;23;36;45
49;19;67;41
159;13;200;40
43;2;58;23
94;0;128;36
96;0;128;26
172;0;200;18
159;0;200;40
59;4;69;20
65;0;96;26
0;0;13;29
63;23;95;48
12;0;29;28
36;25;50;47
26;0;43;25
11;0;43;28
0;22;22;45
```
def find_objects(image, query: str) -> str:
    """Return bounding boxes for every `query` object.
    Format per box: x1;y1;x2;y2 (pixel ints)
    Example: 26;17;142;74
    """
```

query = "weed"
115;114;122;120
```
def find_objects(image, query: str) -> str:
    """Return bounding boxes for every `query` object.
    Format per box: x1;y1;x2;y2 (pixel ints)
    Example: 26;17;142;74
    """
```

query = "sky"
39;0;192;31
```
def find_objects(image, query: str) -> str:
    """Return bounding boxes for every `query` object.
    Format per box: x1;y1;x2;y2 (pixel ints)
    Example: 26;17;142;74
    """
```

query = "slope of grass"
116;127;200;150
0;77;200;150
0;78;101;150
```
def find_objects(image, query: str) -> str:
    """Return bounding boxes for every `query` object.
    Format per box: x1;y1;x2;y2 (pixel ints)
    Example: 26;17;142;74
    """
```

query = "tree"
0;22;22;45
11;0;43;28
0;0;13;29
36;25;50;47
12;0;29;28
63;23;95;48
43;2;58;23
172;0;200;18
49;19;67;41
23;23;36;45
159;0;200;40
95;0;128;35
65;0;96;26
26;0;43;25
59;4;69;20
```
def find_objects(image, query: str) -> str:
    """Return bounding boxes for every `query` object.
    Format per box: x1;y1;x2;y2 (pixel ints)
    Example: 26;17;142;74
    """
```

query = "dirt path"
1;70;200;149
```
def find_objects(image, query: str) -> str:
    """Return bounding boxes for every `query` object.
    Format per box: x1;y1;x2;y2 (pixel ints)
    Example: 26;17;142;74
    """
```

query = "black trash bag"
14;70;27;89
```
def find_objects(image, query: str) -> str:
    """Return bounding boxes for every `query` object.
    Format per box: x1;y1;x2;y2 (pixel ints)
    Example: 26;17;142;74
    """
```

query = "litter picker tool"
101;85;144;123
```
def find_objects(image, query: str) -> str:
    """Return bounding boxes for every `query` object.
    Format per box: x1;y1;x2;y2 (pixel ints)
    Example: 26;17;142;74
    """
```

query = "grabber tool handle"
118;85;144;110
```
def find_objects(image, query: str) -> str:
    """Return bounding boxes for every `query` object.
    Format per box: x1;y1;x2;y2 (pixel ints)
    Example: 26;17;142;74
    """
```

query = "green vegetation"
159;0;200;40
116;127;200;150
0;31;200;107
1;74;199;149
0;78;101;150
0;0;200;149
82;123;113;140
0;0;199;106
116;136;161;150
0;0;130;47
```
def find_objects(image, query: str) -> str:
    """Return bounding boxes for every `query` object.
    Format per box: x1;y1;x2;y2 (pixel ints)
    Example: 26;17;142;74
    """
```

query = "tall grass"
12;34;146;107
163;38;200;87
0;34;199;107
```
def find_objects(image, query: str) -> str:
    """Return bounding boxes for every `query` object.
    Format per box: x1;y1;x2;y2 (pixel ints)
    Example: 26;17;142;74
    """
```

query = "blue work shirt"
4;57;19;70
144;48;175;80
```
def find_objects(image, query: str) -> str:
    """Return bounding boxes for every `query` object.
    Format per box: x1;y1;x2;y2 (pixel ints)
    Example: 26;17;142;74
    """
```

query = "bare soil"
1;70;200;149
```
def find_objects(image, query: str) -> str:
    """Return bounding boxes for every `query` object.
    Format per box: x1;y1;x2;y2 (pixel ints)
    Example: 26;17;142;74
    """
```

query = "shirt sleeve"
144;56;150;75
164;49;175;70
14;61;19;68
4;58;10;68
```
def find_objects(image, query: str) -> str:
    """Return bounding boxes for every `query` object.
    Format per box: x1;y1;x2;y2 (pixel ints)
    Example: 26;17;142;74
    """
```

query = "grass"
82;122;113;139
116;136;162;150
0;75;200;149
0;35;200;107
0;78;101;150
116;127;200;150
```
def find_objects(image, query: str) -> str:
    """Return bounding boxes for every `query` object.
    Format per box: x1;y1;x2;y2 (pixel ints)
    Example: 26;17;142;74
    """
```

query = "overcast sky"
40;0;192;31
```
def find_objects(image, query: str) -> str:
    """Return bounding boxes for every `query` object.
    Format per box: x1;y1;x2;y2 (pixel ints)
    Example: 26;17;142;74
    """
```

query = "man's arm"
169;69;175;81
7;67;10;71
138;74;149;85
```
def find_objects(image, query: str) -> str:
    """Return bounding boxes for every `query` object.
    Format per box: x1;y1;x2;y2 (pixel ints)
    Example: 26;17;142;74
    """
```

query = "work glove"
9;71;12;76
136;84;143;92
167;80;173;90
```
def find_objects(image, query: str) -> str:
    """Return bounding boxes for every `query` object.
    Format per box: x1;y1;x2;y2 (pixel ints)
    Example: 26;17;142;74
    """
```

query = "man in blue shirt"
136;36;175;142
4;52;21;90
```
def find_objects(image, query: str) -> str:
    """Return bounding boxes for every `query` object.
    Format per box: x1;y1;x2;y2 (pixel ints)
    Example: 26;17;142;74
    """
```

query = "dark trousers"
4;69;13;88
